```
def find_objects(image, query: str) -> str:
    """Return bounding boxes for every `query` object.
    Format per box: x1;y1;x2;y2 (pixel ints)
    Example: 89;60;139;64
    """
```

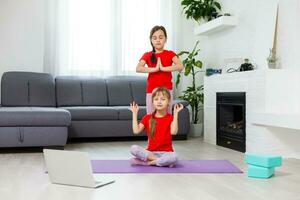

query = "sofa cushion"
114;106;147;120
56;76;108;106
106;76;133;106
0;107;71;126
130;77;147;106
60;106;118;120
1;72;56;107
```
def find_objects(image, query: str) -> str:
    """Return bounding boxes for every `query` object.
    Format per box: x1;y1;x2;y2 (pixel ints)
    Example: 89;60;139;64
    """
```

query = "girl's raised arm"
130;102;145;134
170;104;184;135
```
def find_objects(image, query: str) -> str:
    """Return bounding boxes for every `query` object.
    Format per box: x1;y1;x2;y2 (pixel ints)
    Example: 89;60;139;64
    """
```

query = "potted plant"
176;41;204;137
181;0;222;23
267;48;278;69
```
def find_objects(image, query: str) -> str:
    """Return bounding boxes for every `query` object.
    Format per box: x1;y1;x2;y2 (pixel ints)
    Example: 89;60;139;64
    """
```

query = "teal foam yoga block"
247;165;274;179
245;153;282;168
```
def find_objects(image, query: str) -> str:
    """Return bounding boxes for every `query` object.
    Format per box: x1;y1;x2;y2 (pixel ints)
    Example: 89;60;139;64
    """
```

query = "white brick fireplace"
204;69;300;159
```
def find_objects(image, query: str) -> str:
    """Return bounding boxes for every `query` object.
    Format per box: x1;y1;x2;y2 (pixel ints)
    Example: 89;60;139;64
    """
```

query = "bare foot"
148;160;157;166
147;153;157;161
130;158;149;166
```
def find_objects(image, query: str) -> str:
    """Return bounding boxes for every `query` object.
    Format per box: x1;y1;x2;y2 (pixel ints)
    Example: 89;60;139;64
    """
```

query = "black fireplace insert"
216;92;246;152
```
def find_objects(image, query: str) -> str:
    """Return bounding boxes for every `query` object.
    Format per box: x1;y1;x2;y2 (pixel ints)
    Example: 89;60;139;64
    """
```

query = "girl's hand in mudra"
154;57;161;72
129;101;139;115
173;103;183;115
157;57;164;71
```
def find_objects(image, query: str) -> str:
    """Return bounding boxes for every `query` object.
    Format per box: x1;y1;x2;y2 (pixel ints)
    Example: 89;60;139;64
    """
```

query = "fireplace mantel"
251;112;300;130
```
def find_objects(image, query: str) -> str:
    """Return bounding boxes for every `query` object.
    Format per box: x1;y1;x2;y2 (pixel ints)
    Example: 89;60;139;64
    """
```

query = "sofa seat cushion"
60;106;119;120
115;106;147;120
0;107;71;126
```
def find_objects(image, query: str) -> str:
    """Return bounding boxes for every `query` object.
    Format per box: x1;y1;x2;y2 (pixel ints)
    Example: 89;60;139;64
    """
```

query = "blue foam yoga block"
247;165;274;179
245;153;282;168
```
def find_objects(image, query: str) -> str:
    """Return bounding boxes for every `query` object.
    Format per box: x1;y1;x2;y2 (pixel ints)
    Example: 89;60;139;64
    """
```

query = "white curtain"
44;0;182;76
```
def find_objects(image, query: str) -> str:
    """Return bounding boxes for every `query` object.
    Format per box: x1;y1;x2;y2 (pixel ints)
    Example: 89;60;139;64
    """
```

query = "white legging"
130;145;178;167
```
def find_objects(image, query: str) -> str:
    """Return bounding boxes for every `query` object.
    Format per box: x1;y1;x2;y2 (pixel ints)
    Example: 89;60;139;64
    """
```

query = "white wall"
201;0;258;68
177;0;300;125
198;0;274;69
276;0;300;69
174;17;197;98
196;0;300;70
0;0;44;77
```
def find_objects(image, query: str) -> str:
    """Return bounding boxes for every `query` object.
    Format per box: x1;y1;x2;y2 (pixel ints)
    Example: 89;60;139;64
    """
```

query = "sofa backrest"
129;77;147;106
0;72;147;107
56;76;108;106
106;76;146;106
56;75;147;106
1;71;56;107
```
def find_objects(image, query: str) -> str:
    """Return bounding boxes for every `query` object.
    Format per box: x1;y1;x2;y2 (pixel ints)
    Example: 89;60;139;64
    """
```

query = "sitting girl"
129;87;183;167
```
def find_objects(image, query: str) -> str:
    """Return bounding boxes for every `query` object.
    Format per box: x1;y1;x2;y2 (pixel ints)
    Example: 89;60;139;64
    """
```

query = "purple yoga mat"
91;160;243;173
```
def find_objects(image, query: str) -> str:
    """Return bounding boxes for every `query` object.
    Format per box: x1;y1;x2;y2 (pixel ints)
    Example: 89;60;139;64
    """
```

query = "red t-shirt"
140;50;177;93
140;113;174;152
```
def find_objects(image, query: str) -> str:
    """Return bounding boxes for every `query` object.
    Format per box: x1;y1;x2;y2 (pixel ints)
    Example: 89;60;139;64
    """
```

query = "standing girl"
136;25;183;114
129;87;183;167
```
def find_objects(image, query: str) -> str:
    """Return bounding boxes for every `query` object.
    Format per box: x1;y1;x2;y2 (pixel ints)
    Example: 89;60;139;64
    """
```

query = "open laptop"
43;149;115;188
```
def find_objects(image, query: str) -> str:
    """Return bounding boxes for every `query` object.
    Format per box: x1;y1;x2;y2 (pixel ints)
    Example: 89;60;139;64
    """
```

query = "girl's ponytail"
149;110;157;139
150;46;157;65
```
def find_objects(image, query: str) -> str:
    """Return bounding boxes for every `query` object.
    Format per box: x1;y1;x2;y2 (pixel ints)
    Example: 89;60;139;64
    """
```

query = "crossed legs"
130;145;178;167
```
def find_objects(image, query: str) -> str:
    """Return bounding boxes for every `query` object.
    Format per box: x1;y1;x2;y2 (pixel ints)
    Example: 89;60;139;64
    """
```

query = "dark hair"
149;26;167;64
149;87;171;138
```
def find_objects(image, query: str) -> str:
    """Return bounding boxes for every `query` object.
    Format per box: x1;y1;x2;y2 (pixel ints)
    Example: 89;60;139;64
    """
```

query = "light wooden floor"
0;138;299;200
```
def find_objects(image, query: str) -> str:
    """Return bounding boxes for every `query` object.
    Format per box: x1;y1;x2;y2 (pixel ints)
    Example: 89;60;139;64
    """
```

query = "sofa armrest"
172;99;189;107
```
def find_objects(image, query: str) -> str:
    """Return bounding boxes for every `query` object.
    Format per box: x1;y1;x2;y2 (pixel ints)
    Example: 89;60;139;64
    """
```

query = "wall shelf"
194;16;238;36
251;112;300;130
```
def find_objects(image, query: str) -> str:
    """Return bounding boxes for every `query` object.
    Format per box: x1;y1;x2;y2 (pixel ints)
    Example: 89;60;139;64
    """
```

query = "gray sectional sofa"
0;71;190;148
0;72;71;148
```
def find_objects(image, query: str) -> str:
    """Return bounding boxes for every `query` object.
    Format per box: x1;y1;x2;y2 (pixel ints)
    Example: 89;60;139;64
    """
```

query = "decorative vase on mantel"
267;48;278;69
268;62;277;69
